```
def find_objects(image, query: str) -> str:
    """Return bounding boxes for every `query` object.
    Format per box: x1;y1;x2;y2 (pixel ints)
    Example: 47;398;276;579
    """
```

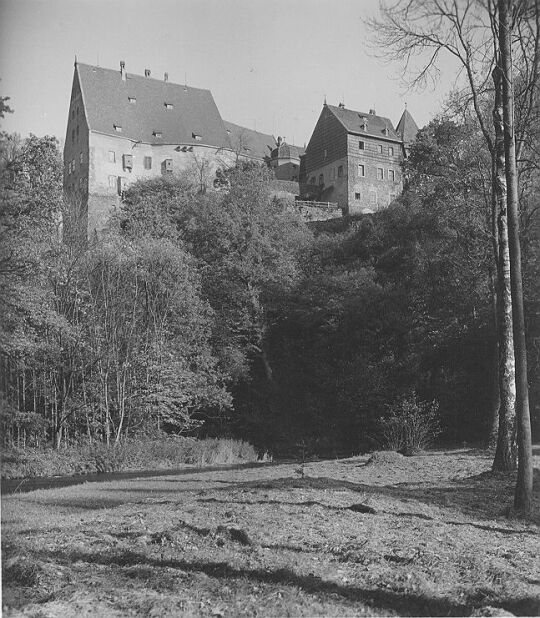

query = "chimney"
120;60;126;81
144;69;151;77
164;72;168;82
277;136;282;147
369;108;376;115
338;102;345;108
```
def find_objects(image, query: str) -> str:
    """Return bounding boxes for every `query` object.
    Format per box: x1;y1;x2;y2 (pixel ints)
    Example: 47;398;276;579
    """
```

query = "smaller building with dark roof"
303;103;417;214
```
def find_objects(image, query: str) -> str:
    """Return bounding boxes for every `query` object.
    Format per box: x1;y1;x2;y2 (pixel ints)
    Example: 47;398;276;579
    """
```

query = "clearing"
2;448;540;617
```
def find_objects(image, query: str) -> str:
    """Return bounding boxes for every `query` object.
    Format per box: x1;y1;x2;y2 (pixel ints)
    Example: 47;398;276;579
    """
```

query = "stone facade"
303;104;411;215
64;62;271;237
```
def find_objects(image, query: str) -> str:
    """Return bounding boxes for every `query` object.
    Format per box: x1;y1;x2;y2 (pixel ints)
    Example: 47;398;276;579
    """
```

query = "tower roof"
396;108;419;147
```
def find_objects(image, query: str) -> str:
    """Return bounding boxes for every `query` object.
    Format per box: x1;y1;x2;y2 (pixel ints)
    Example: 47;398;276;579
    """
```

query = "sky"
0;0;462;147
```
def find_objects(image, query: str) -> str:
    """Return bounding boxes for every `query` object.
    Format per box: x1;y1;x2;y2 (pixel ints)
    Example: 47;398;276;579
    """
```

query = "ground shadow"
28;546;539;617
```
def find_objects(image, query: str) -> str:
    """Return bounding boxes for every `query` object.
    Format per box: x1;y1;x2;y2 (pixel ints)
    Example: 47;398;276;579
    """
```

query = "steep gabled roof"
76;63;230;147
223;121;275;160
396;108;419;147
326;104;401;142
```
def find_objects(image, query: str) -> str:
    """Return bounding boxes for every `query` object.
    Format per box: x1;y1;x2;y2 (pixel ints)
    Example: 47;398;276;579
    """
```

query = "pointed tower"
396;108;419;157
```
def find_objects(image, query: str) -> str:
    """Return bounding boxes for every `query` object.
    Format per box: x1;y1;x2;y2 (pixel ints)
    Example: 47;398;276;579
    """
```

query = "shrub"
0;437;261;479
377;391;440;455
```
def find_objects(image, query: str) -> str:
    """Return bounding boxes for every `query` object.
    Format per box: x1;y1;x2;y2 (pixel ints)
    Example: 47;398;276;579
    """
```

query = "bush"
0;437;261;479
377;392;440;455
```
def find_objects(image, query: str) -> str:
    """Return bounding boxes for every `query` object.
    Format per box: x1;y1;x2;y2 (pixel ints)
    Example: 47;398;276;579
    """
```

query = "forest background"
0;1;539;479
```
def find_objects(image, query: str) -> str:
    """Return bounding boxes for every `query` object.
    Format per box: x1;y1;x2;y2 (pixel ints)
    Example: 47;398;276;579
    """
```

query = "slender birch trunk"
498;0;533;513
492;65;517;471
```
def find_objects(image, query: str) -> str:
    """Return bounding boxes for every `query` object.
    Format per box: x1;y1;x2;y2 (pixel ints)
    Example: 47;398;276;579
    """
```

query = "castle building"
302;103;417;215
63;61;276;237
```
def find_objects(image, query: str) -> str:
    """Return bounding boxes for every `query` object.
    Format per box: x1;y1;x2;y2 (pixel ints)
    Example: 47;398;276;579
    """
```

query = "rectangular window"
163;158;173;173
389;146;394;156
164;102;173;109
144;156;152;170
153;131;163;138
318;173;324;185
323;149;327;159
338;165;343;178
389;169;395;182
358;164;365;177
310;176;316;184
378;144;383;154
377;167;384;180
108;175;116;188
108;151;116;163
331;168;335;180
79;152;83;164
113;124;122;132
128;97;136;104
122;153;133;170
355;192;361;200
192;132;202;141
359;141;365;150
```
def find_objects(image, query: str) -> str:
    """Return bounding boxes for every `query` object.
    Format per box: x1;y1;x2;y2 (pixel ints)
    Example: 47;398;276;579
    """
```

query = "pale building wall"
86;132;238;235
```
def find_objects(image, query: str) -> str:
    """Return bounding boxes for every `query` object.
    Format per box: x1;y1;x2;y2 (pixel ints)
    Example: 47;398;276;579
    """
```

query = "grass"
1;437;262;479
2;447;540;617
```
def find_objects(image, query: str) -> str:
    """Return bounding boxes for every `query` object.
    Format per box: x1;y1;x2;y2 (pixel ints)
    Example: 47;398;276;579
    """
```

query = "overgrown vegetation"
377;392;440;456
1;437;260;479
0;87;538;471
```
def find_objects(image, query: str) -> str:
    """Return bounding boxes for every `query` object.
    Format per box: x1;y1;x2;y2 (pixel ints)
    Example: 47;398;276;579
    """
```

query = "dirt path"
2;449;539;617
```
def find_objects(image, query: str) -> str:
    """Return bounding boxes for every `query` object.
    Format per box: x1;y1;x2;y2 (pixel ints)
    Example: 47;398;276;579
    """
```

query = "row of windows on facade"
112;123;203;141
66;152;84;174
107;151;168;171
66;177;87;192
352;189;399;202
310;164;397;185
322;142;396;160
357;141;396;156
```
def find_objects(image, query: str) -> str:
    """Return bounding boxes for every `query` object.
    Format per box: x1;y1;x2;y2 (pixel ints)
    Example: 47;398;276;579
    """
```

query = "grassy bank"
2;448;539;616
1;437;262;480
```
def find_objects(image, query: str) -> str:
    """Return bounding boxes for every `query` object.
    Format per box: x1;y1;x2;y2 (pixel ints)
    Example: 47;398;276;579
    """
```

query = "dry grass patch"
2;448;539;617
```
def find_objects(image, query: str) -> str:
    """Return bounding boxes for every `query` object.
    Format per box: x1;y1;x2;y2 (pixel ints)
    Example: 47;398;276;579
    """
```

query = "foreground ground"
2;448;540;617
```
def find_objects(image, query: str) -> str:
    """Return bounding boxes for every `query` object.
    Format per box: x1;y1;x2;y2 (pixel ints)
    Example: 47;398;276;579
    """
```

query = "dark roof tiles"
223;121;275;160
396;108;420;146
77;63;230;147
326;104;401;142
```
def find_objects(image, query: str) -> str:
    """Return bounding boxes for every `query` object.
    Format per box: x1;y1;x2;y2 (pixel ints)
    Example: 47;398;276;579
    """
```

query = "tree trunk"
492;65;517;471
498;0;533;513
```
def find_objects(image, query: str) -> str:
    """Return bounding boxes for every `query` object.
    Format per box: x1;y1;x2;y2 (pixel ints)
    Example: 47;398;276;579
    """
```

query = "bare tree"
370;0;518;467
497;0;533;513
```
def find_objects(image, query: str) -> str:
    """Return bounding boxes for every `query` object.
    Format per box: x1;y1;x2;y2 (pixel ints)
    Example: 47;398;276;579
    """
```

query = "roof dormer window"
114;124;122;132
192;132;202;141
128;97;136;104
164;102;173;109
153;131;163;138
